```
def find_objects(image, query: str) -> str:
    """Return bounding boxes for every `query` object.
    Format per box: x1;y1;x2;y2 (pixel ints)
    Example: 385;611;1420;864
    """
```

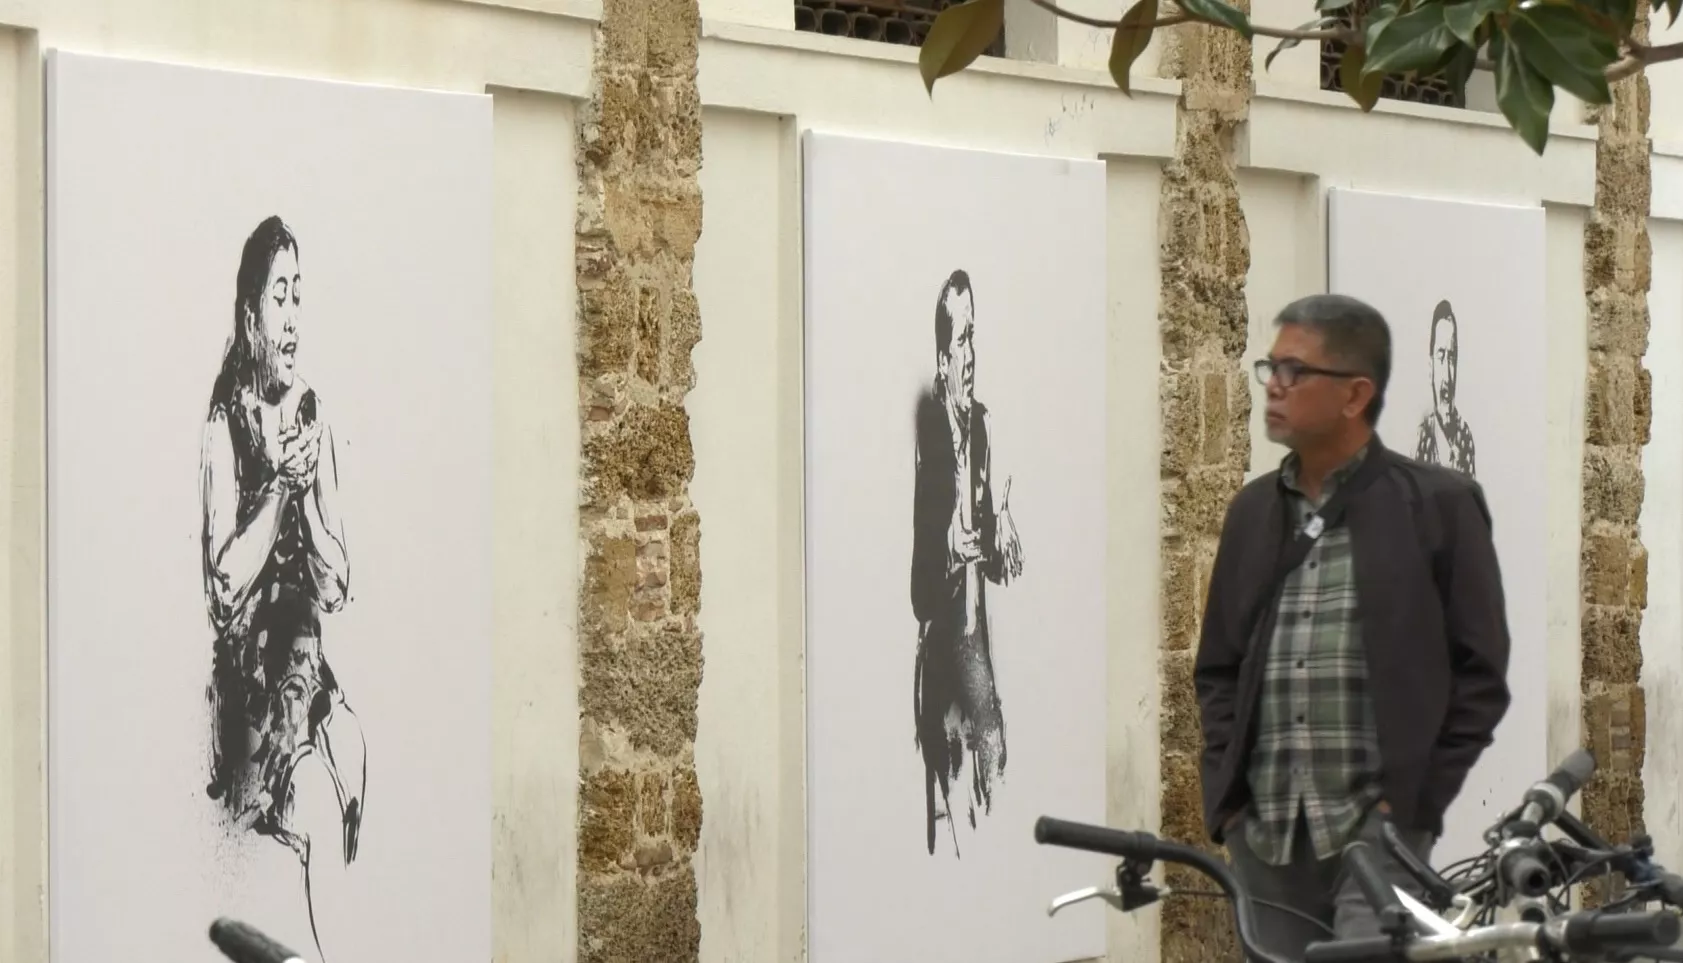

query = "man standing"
911;269;1024;857
1414;299;1477;476
1195;294;1511;955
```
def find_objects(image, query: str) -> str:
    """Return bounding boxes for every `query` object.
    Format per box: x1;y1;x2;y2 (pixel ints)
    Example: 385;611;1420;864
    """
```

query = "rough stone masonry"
1155;10;1253;962
1580;4;1652;904
573;0;707;959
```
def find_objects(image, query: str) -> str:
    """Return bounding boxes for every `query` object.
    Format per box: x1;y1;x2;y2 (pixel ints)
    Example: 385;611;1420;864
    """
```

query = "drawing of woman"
199;215;361;960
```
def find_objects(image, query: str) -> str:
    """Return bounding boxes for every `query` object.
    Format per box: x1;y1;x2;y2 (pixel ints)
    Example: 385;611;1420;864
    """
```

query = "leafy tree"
919;0;1681;153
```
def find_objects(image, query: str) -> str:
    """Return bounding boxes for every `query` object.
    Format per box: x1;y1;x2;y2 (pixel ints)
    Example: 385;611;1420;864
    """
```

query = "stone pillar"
573;1;707;959
1156;13;1253;963
1580;5;1652;904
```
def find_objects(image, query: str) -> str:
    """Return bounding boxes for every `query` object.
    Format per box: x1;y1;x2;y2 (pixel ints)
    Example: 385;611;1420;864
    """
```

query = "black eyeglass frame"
1253;357;1368;389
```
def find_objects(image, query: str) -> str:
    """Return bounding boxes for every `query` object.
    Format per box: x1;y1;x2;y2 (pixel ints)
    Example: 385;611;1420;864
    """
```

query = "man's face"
1431;315;1457;411
1262;323;1367;449
942;287;975;414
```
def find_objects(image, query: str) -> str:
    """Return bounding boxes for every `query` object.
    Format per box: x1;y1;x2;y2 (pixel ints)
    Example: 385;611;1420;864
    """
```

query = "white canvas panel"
1327;187;1549;868
45;50;492;963
802;130;1109;963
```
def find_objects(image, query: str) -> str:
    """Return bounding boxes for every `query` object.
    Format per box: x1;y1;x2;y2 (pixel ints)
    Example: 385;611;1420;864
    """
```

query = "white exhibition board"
802;130;1109;963
46;51;492;963
1327;187;1549;867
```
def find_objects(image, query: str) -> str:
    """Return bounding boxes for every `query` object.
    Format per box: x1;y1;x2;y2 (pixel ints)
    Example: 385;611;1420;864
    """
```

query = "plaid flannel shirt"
1242;445;1385;867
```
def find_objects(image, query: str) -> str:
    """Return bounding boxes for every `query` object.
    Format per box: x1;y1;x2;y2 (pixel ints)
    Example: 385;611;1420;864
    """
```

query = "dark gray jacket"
1194;436;1512;842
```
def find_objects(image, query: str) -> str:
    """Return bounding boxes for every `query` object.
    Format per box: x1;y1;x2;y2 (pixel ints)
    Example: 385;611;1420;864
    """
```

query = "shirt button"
1296;659;1305;669
1301;610;1312;619
1308;561;1318;569
1296;715;1305;724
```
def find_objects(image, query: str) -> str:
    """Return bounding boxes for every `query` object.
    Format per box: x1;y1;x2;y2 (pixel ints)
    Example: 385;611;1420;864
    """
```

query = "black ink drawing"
911;269;1026;858
200;216;361;962
1413;299;1477;476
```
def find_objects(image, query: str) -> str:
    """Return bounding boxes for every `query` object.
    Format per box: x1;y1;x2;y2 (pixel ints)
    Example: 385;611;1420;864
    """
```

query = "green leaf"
1490;29;1556;154
1443;42;1478;103
1507;5;1615;104
1443;0;1507;47
1361;2;1402;52
1595;0;1639;34
1340;44;1386;110
1109;0;1159;94
918;0;1006;95
1265;17;1338;71
1316;0;1358;11
1363;3;1458;75
1178;0;1255;37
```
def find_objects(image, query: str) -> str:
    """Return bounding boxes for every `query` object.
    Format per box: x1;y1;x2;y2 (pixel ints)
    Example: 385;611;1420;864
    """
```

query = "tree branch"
1252;23;1350;41
1018;0;1672;83
1018;0;1356;45
1606;54;1644;81
1020;0;1125;28
1607;39;1683;81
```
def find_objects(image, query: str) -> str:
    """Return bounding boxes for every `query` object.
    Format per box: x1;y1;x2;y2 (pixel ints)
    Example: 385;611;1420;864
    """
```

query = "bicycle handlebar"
1303;910;1679;962
1497;843;1553;899
1555;809;1683;907
1033;816;1161;862
1342;842;1409;936
1032;816;1297;963
1036;748;1681;963
209;918;310;963
1377;821;1457;913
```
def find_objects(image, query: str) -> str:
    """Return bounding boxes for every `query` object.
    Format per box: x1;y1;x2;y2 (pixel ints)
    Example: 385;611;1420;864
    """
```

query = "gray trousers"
1226;805;1436;961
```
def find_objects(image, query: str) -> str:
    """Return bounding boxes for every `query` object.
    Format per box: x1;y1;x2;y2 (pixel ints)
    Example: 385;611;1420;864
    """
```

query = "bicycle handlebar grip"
1302;936;1408;963
209;918;308;963
1563;910;1682;954
1033;816;1159;861
1379;820;1458;911
1342;840;1407;933
1500;846;1552;898
1553;748;1598;797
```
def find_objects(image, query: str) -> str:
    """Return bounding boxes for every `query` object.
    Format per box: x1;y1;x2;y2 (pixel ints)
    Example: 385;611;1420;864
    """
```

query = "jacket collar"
1276;433;1392;503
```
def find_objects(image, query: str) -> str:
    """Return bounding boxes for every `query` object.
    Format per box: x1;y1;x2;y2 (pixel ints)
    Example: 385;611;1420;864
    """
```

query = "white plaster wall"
1;23;46;963
1544;205;1588;792
682;32;1664;952
7;4;1683;963
690;21;1683;963
1641;219;1683;868
692;106;807;963
1103;155;1167;963
1641;153;1683;875
1239;168;1324;479
490;86;583;963
1647;13;1683;146
690;38;1174;961
0;3;596;962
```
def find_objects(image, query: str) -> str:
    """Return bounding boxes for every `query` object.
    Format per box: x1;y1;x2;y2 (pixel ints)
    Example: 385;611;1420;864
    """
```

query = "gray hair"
1274;293;1392;424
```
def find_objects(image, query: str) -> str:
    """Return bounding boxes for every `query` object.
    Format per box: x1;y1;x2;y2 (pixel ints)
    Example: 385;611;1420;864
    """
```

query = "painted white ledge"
700;20;1181;161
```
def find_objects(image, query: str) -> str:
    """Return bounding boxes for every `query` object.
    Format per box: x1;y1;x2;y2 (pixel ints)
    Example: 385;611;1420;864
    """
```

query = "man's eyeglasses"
1253;358;1365;389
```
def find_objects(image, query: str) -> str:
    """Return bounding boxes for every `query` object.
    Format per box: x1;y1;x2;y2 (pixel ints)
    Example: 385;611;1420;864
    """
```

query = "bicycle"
1035;748;1683;962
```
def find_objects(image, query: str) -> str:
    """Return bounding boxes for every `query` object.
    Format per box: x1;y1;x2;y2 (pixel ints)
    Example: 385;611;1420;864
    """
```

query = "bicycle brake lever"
1395;887;1462;938
1048;885;1124;917
1445;892;1480;930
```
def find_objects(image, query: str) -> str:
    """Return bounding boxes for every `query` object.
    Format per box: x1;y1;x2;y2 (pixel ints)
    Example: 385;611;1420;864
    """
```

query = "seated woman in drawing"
199;215;361;961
